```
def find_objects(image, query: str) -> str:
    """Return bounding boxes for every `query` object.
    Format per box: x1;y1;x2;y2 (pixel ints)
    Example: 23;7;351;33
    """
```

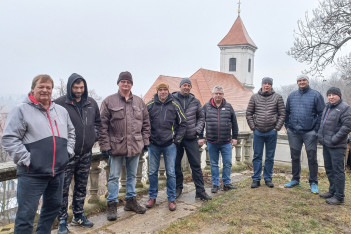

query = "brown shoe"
124;197;146;214
145;198;156;208
107;201;117;221
168;201;176;211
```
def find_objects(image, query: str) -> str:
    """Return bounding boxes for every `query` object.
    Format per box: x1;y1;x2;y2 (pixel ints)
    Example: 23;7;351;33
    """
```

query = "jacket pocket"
133;106;143;120
110;107;125;120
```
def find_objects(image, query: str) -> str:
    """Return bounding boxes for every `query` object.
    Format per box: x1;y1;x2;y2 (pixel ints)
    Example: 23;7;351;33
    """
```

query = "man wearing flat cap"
146;82;187;211
172;78;212;201
318;87;351;205
99;71;150;221
246;77;286;189
284;74;325;194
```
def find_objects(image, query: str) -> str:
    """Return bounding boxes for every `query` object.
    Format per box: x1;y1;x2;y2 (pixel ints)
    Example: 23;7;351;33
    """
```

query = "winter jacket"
99;91;150;157
285;86;325;133
318;100;351;148
1;94;75;177
54;73;101;155
147;94;187;147
202;98;238;144
172;92;205;140
246;88;286;132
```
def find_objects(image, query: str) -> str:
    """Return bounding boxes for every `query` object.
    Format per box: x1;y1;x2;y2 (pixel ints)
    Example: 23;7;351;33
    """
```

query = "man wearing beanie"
318;87;351;205
146;82;187;211
246;77;286;189
284;74;325;194
172;78;212;201
99;71;150;221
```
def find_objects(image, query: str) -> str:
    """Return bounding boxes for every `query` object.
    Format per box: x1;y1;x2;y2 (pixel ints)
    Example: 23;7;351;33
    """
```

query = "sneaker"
265;180;274;188
195;191;212;201
124;197;146;214
175;188;182;199
326;197;344;205
320;192;333;199
71;214;94;227
251;180;260;188
284;180;300;188
145;198;156;208
57;219;69;234
310;182;319;194
168;201;176;211
211;185;220;193
223;184;237;191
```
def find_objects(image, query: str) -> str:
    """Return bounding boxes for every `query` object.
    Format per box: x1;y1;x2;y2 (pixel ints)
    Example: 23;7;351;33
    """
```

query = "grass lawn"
160;169;351;234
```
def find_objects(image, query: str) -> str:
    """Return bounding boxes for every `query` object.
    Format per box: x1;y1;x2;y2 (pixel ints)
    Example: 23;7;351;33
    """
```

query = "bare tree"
288;0;351;75
336;53;351;83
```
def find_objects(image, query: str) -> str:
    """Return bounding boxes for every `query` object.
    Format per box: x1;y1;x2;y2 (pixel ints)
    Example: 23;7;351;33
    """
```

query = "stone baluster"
136;151;145;189
235;139;243;162
88;160;102;204
204;144;211;171
244;133;253;162
159;153;166;181
103;158;109;198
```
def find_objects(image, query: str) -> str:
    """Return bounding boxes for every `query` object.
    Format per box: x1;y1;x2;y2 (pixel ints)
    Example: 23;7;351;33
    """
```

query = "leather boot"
107;201;117;221
124;197;146;214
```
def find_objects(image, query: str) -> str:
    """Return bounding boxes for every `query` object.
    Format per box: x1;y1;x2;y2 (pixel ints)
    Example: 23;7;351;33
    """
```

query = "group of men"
2;72;351;234
2;72;240;234
247;74;351;207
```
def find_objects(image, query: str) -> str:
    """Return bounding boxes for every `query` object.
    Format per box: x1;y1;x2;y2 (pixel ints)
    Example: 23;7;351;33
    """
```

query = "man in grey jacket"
2;75;75;234
172;78;211;201
318;87;351;205
246;77;285;189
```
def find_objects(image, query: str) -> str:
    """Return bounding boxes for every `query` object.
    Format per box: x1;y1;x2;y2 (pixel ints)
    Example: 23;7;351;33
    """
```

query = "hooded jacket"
285;86;325;133
172;92;205;140
99;91;150;156
2;94;75;177
318;99;351;148
202;98;238;144
246;88;286;132
147;94;187;147
54;73;101;155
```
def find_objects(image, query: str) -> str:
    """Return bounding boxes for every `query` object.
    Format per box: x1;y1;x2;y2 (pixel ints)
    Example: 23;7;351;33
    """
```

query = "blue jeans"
15;173;64;234
207;142;233;186
107;155;140;202
252;129;278;181
148;143;176;201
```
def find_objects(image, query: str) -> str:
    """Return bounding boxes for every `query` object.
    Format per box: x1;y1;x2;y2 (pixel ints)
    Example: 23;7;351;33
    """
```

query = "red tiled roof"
218;16;257;48
143;69;253;111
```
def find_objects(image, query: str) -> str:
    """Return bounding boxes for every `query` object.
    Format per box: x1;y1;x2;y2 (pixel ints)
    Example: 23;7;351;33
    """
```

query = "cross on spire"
237;0;241;15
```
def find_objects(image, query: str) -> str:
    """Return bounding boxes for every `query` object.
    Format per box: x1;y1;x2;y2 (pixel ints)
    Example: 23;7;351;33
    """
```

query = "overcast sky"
0;0;329;98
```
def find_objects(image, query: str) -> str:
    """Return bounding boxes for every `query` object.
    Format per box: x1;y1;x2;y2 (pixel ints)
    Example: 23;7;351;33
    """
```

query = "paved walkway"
51;171;250;234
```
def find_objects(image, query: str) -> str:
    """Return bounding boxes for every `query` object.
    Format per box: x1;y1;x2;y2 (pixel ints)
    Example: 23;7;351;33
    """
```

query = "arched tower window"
229;58;236;71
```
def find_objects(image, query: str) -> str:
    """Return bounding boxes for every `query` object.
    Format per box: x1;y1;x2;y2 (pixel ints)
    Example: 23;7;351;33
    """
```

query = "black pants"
58;152;92;220
323;146;345;201
175;139;205;193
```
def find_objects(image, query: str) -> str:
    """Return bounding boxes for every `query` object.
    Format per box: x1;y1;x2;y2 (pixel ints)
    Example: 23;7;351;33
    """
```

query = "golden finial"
238;0;241;15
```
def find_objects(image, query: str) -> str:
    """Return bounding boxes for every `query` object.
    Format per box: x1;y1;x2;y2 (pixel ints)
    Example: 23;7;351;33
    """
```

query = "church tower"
218;3;257;90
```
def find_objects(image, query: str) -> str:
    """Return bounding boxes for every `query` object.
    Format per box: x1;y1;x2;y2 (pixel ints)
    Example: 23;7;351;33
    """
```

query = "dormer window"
229;58;236;71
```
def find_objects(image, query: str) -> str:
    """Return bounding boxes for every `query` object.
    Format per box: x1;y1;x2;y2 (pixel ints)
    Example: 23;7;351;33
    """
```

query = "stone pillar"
136;152;145;189
235;139;243;162
244;134;253;162
88;160;101;204
159;153;166;181
204;145;211;171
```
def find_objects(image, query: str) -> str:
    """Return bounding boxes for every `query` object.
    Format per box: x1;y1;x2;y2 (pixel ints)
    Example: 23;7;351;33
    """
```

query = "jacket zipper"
46;110;56;177
217;108;220;143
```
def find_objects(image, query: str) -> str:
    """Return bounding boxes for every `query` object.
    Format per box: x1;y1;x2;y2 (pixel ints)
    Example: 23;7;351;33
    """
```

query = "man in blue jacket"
284;74;325;194
318;87;351;205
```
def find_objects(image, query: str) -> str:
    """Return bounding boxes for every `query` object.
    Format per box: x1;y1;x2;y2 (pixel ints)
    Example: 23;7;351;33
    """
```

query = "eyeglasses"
120;80;132;84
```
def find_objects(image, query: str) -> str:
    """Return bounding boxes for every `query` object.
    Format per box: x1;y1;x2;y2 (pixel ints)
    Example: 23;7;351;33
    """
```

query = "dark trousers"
323;146;346;201
287;129;318;184
58;152;92;220
175;139;205;193
15;173;64;234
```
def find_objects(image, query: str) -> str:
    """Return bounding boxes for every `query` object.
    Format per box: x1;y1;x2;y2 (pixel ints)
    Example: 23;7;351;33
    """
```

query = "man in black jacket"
55;73;101;233
202;86;239;193
146;83;187;211
318;87;351;205
172;78;211;201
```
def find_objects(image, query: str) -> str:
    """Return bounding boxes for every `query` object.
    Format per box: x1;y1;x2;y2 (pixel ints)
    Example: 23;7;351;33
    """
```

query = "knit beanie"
297;74;309;82
180;78;192;87
326;87;342;98
117;71;133;85
261;77;273;85
156;82;169;92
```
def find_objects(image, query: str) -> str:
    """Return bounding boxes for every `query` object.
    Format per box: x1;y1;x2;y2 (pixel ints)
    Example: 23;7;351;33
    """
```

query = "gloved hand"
143;145;149;153
102;150;112;159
